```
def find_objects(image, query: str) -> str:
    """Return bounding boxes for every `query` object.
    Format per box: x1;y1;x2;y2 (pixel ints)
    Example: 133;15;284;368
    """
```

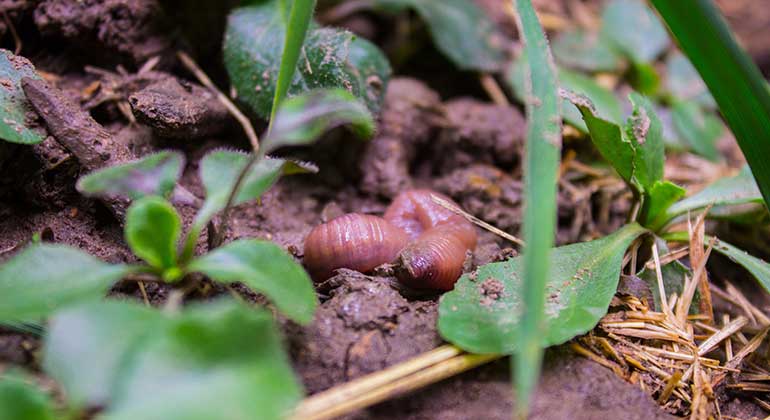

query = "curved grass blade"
511;0;562;417
268;0;316;134
650;0;770;208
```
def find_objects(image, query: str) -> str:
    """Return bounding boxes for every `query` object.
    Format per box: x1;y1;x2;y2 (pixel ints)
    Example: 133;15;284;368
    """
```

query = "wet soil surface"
0;0;768;419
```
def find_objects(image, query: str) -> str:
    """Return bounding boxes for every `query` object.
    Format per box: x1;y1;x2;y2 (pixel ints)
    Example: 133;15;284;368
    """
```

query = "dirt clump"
129;77;230;139
479;277;505;305
34;0;172;65
435;97;525;170
359;78;443;198
287;269;442;394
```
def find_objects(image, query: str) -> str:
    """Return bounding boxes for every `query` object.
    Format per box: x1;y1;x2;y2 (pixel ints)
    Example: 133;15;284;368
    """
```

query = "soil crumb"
479;277;505;305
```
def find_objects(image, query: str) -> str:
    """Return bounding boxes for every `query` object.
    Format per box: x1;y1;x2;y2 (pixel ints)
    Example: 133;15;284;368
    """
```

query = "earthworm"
303;190;477;290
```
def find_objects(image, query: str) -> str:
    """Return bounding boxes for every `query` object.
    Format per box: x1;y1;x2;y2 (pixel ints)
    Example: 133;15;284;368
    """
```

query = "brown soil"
0;0;768;419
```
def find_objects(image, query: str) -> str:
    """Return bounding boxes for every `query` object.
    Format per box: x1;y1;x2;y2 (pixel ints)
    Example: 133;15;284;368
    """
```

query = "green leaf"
44;301;161;408
711;238;770;294
650;0;770;208
665;231;770;295
666;165;765;222
224;1;391;119
77;151;185;200
0;374;55;420
125;196;181;272
665;52;716;109
628;61;660;95
600;0;670;63
641;180;686;230
560;69;623;131
104;301;302;420
0;244;129;322
189;239;317;324
196;150;313;224
511;0;562;415
638;259;694;312
567;91;664;195
439;223;648;354
269;0;316;128
0;49;44;144
552;29;623;72
371;0;507;71
671;100;722;161
508;58;622;132
263;88;375;154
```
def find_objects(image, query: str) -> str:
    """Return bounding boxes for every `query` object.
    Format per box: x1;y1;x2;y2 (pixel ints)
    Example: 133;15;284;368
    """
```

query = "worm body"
303;213;409;281
303;190;477;290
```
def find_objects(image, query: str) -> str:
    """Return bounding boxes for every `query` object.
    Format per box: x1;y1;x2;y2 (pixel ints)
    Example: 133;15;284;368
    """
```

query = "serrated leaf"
666;165;765;222
567;91;664;195
438;223;647;354
371;0;507;71
77;151;185;200
224;1;391;118
0;49;44;144
44;301;161;408
196;150;314;225
600;0;670;63
552;29;623;72
0;244;129;321
0;374;55;420
263;88;375;154
641;180;686;230
103;301;302;420
125;196;181;271
507;57;622;132
666;52;716;109
189;239;317;324
671;100;722;161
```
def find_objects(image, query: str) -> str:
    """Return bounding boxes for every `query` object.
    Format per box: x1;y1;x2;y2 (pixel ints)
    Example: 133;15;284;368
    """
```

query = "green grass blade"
650;0;770;207
268;0;316;135
510;0;562;417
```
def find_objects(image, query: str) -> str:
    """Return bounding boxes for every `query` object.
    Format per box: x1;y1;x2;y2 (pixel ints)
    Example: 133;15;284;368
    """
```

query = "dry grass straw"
576;213;770;418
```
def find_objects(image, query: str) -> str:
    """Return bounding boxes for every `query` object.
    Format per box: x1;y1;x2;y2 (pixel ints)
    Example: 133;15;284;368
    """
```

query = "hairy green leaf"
44;301;161;408
439;223;647;354
372;0;507;71
671;100;722;161
224;1;391;118
77;151;184;200
511;0;562;414
104;301;302;420
0;244;129;321
0;49;44;144
125;197;181;272
600;0;669;63
651;0;770;208
196;150;314;225
552;29;623;72
189;239;317;324
263;88;375;154
0;374;55;420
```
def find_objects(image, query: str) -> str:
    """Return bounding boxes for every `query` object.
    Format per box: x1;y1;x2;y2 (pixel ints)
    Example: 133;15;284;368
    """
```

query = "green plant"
651;0;770;208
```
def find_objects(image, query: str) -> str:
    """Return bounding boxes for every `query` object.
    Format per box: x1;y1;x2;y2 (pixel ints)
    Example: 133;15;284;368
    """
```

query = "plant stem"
177;51;260;153
210;151;264;248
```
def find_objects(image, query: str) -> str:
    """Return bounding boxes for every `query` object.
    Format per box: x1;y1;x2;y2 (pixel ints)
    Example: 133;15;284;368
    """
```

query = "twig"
137;281;150;306
652;242;677;322
430;194;525;246
291;351;499;420
176;51;260;152
2;11;21;54
479;74;510;106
